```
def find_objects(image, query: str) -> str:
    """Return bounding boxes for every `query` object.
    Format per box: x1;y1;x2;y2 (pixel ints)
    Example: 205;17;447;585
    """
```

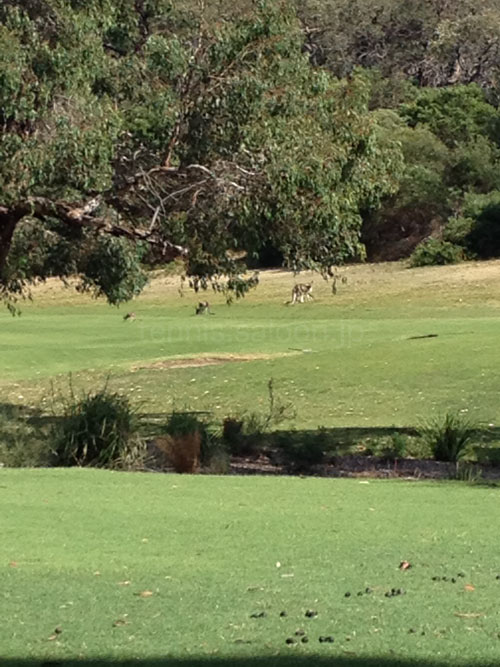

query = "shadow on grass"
4;658;499;667
2;401;500;484
2;401;499;448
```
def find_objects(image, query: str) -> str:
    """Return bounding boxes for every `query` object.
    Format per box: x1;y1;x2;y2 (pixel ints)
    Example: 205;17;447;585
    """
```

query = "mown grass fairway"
2;469;500;665
1;261;500;429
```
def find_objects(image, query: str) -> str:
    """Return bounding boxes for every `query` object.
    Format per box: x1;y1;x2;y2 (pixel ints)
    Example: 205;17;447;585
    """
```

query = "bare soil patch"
132;351;296;371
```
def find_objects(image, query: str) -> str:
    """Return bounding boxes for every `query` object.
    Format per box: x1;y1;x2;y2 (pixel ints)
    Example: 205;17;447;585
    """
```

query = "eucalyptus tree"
0;0;401;310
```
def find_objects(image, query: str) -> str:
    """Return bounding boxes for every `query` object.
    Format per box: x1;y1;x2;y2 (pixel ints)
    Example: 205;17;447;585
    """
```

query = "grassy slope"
1;261;500;429
2;469;500;665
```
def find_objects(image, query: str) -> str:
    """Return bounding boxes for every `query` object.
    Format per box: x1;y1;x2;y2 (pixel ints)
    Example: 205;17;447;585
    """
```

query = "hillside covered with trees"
2;0;500;309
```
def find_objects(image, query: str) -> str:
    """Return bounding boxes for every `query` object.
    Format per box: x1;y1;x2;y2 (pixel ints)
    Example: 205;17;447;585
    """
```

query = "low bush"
418;413;478;463
200;425;230;472
222;413;269;456
474;446;500;467
373;432;408;462
52;387;137;467
409;238;464;267
163;411;207;473
275;429;329;473
222;379;295;457
465;203;500;258
0;405;51;467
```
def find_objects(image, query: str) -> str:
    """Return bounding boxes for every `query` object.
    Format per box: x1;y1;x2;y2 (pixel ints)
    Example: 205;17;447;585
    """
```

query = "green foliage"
400;86;500;148
464;203;500;259
222;379;295;456
409;239;464;267
275;428;328;473
474;446;500;467
200;425;231;473
164;411;205;438
443;216;475;245
443;192;500;259
222;414;267;457
418;413;478;463
163;411;228;471
364;84;500;261
382;432;407;462
52;385;137;467
0;405;51;467
78;237;149;305
0;0;402;309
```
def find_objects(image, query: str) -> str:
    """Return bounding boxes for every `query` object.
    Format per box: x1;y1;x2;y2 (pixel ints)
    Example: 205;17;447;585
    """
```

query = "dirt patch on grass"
132;351;297;371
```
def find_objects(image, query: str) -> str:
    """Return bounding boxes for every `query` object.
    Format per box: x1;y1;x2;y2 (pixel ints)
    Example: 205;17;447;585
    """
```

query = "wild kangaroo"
123;312;136;321
195;301;214;315
287;283;314;305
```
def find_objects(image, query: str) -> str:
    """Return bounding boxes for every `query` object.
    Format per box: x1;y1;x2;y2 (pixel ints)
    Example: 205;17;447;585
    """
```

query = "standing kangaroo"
287;283;314;305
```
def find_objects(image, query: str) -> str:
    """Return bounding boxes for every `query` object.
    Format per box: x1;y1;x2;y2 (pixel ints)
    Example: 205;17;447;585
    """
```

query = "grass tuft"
52;380;137;467
418;412;478;463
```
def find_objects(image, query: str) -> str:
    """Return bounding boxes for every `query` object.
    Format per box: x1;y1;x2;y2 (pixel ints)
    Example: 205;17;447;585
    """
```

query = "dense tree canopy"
3;0;500;309
0;0;401;309
299;0;500;91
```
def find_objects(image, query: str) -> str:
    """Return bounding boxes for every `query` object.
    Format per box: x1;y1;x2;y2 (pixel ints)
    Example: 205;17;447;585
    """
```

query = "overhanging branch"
0;196;188;278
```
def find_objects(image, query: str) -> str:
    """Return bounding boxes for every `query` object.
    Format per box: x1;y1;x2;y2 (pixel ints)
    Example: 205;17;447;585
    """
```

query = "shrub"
474;446;500;467
275;429;328;473
200;425;229;471
0;405;51;467
465;203;500;258
163;411;206;473
222;379;295;457
52;388;137;467
409;238;464;267
113;437;150;471
223;413;269;457
443;216;475;245
404;435;433;459
165;411;205;438
418;413;478;463
375;432;408;462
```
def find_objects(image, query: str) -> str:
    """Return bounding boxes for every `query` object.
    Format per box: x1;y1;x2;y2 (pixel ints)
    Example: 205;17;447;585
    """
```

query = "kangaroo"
123;312;136;321
287;283;314;305
195;301;214;315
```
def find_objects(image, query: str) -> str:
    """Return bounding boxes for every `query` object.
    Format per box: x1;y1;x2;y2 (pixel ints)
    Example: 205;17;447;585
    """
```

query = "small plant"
453;462;483;484
409;239;464;267
163;411;207;473
204;447;231;475
200;425;230;471
223;379;295;457
405;435;433;459
418;413;478;463
113;437;151;471
374;432;408;462
52;383;137;467
165;411;205;437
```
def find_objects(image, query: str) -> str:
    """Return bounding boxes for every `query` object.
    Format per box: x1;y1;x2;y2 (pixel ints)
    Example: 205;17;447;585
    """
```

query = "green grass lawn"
3;263;500;666
1;261;500;430
2;469;500;665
